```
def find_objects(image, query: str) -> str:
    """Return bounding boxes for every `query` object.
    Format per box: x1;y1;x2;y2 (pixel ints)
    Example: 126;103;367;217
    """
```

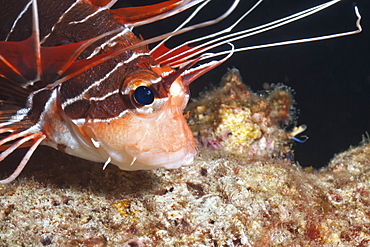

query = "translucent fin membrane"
0;0;240;89
0;0;128;88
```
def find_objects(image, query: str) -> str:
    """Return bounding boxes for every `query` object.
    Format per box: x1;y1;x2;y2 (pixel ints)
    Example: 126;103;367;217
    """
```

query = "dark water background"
116;0;370;168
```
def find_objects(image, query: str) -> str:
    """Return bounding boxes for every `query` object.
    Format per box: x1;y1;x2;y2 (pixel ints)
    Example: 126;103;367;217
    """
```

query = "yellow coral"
216;106;262;153
187;68;295;157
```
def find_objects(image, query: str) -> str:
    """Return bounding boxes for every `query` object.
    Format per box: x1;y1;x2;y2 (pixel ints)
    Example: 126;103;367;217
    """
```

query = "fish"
0;0;361;183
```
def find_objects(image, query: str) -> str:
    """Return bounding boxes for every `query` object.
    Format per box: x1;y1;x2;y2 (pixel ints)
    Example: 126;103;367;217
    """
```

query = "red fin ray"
87;0;117;8
151;42;228;86
151;43;202;65
150;43;171;62
111;0;206;26
181;59;224;86
173;45;234;86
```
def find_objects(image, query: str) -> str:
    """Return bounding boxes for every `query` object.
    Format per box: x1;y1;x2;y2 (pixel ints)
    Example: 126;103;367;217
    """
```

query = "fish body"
0;0;361;183
0;0;206;183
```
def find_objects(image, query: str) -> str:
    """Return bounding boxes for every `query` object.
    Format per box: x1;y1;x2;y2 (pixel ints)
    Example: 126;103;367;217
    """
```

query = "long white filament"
200;6;362;60
151;0;213;54
30;0;41;85
0;133;46;184
202;6;362;61
130;0;210;28
156;0;362;68
153;0;264;60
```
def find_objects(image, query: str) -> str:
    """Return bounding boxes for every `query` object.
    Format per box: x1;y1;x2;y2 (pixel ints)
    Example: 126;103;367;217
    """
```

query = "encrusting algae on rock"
187;68;301;158
0;69;369;246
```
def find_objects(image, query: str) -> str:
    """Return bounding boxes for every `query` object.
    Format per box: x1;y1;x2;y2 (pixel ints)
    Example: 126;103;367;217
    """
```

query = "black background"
114;0;370;168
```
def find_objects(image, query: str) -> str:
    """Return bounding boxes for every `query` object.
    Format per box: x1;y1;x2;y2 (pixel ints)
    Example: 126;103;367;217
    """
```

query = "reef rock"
0;70;369;246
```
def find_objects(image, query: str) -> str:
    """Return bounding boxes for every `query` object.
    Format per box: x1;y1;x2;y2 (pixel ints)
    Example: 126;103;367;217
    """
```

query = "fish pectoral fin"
0;107;46;184
0;131;45;184
0;36;40;85
40;36;118;87
0;38;93;86
0;0;41;86
0;0;127;89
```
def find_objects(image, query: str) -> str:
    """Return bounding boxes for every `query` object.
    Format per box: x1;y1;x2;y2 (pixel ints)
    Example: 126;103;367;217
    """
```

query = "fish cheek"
85;106;195;154
84;116;133;151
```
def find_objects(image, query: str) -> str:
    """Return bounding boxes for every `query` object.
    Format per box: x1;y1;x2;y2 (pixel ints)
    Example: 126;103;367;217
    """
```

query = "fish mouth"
107;145;196;171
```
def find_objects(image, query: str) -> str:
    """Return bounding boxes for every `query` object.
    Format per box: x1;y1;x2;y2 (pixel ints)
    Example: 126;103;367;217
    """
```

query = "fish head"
81;66;196;170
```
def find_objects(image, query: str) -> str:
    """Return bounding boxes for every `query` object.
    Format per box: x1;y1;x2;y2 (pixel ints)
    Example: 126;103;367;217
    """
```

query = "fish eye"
133;86;155;105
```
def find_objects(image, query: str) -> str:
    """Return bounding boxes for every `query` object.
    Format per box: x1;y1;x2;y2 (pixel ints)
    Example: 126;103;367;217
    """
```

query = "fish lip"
108;146;196;171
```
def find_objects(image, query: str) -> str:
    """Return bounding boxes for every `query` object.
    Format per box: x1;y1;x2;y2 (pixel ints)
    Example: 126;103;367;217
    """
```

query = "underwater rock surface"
187;68;298;158
0;70;369;246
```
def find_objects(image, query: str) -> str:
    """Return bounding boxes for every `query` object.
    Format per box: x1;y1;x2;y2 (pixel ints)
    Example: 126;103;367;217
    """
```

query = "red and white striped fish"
0;0;361;183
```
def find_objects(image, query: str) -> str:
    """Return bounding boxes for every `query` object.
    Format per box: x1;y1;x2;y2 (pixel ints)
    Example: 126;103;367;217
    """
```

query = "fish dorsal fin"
151;43;203;66
0;0;128;89
110;0;206;26
86;0;117;8
0;34;116;87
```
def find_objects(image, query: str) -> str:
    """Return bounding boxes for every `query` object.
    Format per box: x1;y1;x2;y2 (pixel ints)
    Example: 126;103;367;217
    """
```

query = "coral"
0;69;369;246
187;68;297;158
